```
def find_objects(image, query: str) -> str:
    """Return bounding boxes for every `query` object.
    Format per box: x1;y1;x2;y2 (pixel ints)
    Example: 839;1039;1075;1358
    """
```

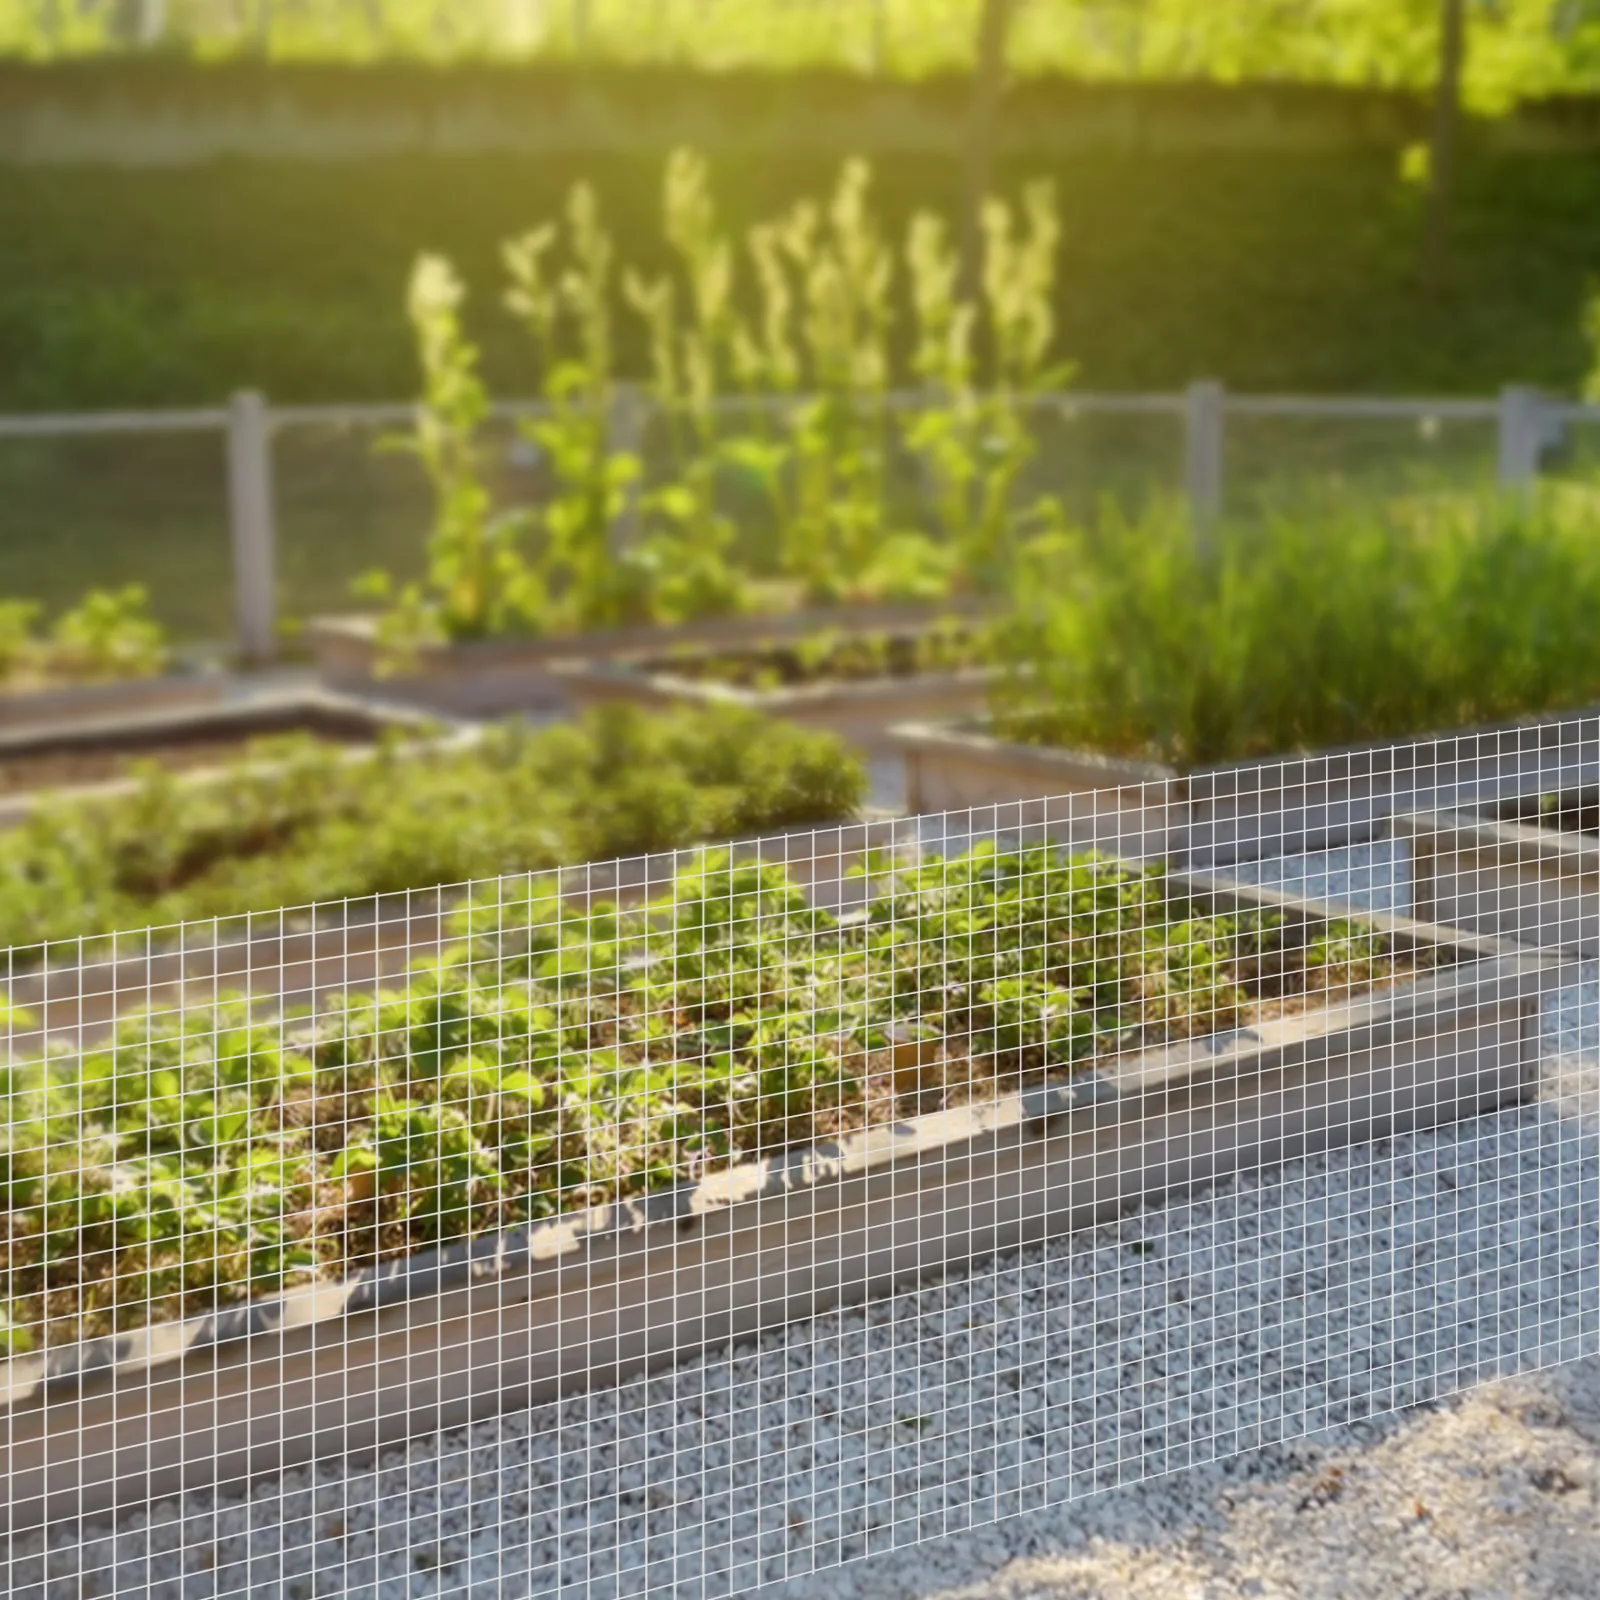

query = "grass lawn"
2;150;1597;413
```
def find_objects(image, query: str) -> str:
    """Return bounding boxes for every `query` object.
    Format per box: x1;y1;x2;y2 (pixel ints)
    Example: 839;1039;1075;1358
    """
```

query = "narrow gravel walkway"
887;1352;1600;1600
6;842;1598;1600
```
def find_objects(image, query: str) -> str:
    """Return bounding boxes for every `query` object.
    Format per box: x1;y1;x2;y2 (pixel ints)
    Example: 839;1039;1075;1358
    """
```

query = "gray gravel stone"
1204;837;1410;916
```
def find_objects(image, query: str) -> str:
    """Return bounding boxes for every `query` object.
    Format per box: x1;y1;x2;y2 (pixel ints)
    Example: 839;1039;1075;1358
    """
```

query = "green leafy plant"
727;156;1070;604
748;159;940;605
991;487;1600;768
53;584;167;683
505;183;659;631
0;599;40;683
0;585;168;690
361;255;547;656
623;148;753;625
2;840;1401;1349
905;182;1073;589
356;149;1072;639
0;705;866;952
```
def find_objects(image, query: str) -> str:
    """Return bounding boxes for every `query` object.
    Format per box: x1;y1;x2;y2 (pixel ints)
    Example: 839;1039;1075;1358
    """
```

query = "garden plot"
0;668;226;732
0;800;1173;1055
0;705;869;1045
898;490;1600;867
0;843;1561;1530
310;599;986;719
552;622;993;751
0;692;460;825
0;584;227;731
1395;788;1600;957
311;154;1046;727
897;710;1600;870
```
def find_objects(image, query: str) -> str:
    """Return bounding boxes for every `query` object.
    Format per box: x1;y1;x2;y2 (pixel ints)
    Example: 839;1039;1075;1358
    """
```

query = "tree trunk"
1424;0;1466;292
960;0;1014;303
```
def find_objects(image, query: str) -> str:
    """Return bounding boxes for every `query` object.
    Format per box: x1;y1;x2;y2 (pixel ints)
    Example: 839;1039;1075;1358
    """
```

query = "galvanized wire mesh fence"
0;723;1596;1595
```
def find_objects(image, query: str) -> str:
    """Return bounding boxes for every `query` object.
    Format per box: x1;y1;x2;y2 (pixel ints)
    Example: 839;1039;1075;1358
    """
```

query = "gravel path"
884;1352;1600;1600
7;842;1600;1600
1209;834;1409;918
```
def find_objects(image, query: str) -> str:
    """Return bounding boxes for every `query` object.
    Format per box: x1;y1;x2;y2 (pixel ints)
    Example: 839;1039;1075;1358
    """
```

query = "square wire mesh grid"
1;720;1597;1599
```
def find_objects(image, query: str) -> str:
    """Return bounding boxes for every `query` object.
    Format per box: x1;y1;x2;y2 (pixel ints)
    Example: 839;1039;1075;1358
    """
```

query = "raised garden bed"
0;847;1563;1529
0;691;459;825
1395;787;1600;956
0;703;870;1013
1;585;228;731
0;814;908;1052
0;697;864;953
310;598;989;718
894;713;1600;869
0;666;228;733
551;622;994;750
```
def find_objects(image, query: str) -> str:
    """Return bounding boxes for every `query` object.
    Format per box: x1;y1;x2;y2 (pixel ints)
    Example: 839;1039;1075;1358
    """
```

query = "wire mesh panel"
274;414;480;630
0;430;230;646
0;718;1596;1597
1018;398;1184;525
1540;410;1600;494
1221;407;1501;523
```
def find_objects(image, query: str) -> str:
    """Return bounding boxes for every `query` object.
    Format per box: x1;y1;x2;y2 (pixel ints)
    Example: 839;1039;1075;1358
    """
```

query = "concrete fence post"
227;390;277;666
1184;379;1225;543
1497;384;1544;491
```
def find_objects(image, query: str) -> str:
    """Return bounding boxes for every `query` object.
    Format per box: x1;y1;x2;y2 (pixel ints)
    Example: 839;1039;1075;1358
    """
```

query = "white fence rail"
0;381;1582;662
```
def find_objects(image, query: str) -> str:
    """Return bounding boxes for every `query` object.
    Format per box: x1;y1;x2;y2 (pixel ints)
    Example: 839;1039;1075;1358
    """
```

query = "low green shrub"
0;842;1395;1349
0;703;866;952
990;488;1600;768
0;585;167;690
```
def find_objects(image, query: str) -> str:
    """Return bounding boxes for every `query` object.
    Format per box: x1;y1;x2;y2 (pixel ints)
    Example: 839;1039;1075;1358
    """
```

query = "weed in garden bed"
0;843;1408;1350
0;704;865;952
989;487;1600;769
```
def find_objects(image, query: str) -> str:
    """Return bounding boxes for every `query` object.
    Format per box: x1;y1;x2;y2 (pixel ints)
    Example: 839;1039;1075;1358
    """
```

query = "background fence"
0;381;1581;664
